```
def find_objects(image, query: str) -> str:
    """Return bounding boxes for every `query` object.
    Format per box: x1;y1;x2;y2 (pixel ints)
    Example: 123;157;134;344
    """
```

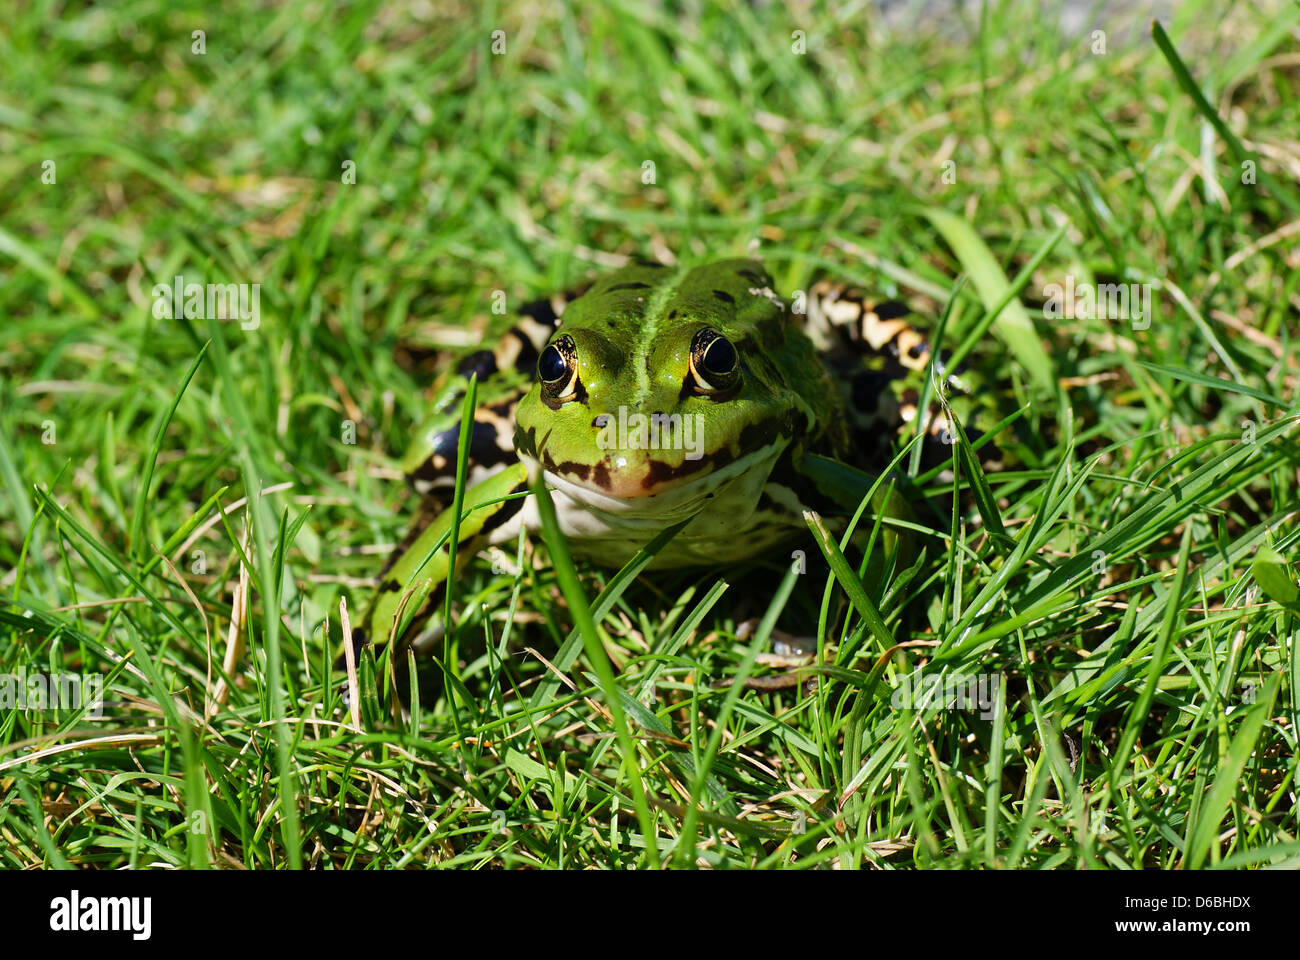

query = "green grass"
2;0;1299;869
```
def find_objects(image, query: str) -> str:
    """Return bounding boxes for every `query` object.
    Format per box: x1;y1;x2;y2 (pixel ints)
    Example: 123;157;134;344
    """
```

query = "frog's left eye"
539;344;568;383
539;334;582;405
687;328;741;396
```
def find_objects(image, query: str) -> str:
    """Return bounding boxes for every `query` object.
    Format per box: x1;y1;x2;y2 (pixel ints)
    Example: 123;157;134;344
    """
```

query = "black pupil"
702;337;737;376
539;344;568;382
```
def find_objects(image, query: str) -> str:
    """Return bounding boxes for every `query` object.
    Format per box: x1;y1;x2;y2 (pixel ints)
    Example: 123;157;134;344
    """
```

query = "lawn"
1;0;1298;870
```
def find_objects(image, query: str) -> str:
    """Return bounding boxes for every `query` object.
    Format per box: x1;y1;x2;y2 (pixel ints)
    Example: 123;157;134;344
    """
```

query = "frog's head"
515;259;833;512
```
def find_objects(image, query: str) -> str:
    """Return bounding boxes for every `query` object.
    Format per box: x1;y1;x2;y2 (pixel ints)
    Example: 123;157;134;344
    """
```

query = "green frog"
356;258;963;660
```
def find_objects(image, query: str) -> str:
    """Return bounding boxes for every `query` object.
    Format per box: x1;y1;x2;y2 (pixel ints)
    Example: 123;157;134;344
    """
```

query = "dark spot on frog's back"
738;410;804;451
556;461;591;481
607;282;651;292
349;625;368;656
519;296;561;325
738;419;779;451
515;425;539;458
851;370;891;413
426;420;513;472
410;455;442;484
456;350;498;380
479;481;528;536
713;290;734;304
736;267;769;285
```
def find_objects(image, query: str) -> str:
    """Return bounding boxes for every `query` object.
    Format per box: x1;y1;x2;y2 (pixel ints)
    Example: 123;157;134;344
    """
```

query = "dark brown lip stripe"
517;407;806;494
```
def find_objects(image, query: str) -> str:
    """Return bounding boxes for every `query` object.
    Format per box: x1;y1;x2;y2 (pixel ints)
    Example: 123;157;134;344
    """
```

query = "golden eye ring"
687;328;740;395
538;334;581;405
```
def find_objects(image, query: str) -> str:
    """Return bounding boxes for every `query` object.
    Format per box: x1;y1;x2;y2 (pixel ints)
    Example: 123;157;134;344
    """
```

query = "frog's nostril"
592;414;611;429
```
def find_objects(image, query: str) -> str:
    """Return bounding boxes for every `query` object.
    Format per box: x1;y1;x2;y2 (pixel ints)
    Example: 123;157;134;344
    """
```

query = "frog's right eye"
538;334;582;406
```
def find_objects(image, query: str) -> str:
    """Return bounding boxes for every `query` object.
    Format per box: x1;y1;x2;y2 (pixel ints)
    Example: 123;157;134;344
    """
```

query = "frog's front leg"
790;452;917;576
356;461;531;659
354;293;582;670
402;297;564;504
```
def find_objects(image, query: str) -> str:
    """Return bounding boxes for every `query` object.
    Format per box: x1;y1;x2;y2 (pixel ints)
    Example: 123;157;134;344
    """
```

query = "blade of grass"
530;473;659;867
1152;19;1300;216
1185;673;1281;868
674;557;801;866
918;208;1062;393
128;341;210;565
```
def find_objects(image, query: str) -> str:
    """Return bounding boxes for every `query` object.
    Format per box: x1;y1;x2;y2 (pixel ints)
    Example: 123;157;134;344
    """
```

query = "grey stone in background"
869;0;1181;40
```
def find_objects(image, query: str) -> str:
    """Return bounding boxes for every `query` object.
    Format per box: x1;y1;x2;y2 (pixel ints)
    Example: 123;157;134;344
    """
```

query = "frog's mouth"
522;440;787;517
